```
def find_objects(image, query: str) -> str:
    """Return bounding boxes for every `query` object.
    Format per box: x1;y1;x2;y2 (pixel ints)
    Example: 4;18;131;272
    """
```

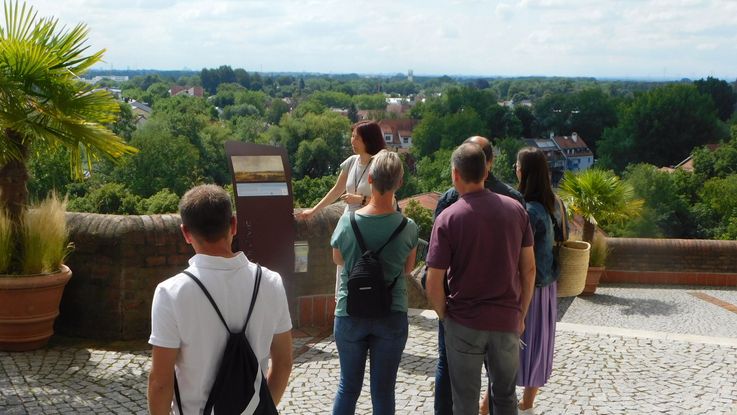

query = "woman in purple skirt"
514;147;563;412
482;147;563;414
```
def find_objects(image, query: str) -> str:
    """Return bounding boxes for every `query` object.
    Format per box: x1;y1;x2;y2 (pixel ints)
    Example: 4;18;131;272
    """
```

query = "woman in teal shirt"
330;149;418;414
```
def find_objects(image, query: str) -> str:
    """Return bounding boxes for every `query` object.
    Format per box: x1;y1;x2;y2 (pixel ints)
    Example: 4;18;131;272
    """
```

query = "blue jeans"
333;312;409;415
435;322;453;415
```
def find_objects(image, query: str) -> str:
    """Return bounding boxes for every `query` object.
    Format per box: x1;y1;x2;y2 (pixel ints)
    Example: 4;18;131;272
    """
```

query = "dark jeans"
333;312;408;415
434;322;453;414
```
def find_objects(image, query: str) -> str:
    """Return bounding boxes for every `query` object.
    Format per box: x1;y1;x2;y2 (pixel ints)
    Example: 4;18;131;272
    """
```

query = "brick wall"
62;211;737;341
291;204;342;328
58;213;191;340
58;205;428;340
603;238;737;286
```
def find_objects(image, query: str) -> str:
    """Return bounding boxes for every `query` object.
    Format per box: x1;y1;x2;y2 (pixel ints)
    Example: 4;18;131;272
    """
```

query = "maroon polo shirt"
426;189;533;332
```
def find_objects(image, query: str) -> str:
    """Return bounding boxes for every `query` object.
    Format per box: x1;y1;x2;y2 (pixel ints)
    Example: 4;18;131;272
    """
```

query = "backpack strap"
175;264;264;414
382;219;409;290
376;217;408;255
240;264;263;333
175;378;183;415
350;212;408;256
182;270;231;333
182;265;263;334
349;211;369;254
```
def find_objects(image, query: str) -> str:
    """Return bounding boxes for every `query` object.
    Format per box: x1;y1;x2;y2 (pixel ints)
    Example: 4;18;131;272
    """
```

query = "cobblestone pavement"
560;285;737;338
2;286;737;414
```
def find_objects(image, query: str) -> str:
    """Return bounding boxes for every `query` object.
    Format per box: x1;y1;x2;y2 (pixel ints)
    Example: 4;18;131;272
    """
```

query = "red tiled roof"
553;134;589;150
170;85;204;97
399;192;441;212
663;143;721;173
378;119;418;146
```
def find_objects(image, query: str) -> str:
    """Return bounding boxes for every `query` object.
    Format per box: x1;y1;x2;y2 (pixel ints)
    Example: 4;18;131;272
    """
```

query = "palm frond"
0;1;135;168
559;169;643;226
3;1;38;42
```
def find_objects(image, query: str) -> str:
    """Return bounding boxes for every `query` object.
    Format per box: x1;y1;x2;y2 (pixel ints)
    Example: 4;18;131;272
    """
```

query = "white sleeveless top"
340;155;372;213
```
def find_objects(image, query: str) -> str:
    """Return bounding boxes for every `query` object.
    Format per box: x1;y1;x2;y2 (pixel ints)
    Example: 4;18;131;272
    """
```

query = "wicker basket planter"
557;241;591;297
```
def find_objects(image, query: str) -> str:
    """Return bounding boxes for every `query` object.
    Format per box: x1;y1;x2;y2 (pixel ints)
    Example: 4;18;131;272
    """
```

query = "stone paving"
560;285;737;338
2;285;737;414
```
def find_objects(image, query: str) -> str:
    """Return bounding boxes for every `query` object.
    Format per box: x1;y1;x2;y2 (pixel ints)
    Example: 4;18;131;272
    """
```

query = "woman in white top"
297;120;387;297
297;120;387;219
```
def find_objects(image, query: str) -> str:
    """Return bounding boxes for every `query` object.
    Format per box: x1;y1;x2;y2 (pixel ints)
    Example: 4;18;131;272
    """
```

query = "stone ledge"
603;270;737;286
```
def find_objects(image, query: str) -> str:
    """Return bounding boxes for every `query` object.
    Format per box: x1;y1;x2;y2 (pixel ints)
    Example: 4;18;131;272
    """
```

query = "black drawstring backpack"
174;265;278;415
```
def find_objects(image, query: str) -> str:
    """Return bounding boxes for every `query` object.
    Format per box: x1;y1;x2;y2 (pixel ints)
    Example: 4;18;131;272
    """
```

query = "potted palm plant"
0;1;136;351
582;235;609;295
558;169;642;295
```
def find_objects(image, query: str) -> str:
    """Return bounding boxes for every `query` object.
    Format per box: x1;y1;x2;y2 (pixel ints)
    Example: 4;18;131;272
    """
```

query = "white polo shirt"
149;252;292;415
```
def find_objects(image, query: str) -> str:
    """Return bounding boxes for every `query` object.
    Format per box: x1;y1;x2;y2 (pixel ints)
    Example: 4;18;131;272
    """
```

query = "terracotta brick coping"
688;292;737;316
603;270;737;286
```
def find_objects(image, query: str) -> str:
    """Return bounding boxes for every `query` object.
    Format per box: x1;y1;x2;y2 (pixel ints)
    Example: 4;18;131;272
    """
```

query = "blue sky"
28;0;737;79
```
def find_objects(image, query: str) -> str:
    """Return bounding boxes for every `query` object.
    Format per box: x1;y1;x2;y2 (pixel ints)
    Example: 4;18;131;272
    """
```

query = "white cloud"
13;0;737;78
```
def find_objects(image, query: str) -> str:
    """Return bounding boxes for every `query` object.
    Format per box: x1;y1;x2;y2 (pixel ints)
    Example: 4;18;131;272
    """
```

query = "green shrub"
292;175;337;208
142;188;180;214
403;199;433;242
68;183;142;214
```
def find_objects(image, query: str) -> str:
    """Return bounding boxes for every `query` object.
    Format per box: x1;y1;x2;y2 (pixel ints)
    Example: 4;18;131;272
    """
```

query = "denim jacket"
526;201;559;287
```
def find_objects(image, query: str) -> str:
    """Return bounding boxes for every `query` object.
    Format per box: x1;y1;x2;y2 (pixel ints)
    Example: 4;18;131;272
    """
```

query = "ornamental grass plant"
0;207;11;273
20;193;70;275
588;235;609;267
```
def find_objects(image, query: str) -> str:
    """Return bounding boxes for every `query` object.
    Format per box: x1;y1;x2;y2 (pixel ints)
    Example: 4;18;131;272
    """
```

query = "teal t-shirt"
331;211;419;317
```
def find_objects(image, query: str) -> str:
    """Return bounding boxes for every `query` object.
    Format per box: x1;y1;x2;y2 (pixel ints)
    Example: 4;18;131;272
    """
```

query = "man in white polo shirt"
147;184;293;414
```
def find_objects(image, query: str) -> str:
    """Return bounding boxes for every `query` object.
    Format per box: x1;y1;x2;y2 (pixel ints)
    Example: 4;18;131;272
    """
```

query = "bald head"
464;136;493;167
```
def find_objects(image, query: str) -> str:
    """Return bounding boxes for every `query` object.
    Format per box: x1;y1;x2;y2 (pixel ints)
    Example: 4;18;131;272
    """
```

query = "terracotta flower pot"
0;265;72;351
581;266;605;296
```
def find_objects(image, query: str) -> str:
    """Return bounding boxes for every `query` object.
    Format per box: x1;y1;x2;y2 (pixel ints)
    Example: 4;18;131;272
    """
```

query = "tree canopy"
597;84;728;172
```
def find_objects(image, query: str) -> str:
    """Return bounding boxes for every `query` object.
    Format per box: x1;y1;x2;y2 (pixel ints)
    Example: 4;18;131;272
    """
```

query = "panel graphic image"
231;155;286;183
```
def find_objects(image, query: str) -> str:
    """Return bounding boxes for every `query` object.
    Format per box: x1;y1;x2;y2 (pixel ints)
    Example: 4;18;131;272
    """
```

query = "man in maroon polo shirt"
426;142;536;415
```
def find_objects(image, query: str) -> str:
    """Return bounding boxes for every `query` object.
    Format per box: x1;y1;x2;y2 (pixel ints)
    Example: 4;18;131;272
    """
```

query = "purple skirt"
517;282;557;387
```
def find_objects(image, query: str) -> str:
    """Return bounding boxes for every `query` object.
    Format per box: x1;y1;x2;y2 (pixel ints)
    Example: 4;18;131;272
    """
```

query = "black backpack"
174;265;278;415
346;212;408;318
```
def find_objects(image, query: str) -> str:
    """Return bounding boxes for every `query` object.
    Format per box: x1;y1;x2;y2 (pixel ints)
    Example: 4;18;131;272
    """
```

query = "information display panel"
225;142;295;278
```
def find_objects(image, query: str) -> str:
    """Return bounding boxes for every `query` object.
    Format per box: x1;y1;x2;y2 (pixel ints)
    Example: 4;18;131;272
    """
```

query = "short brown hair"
452;143;487;183
179;184;232;242
352;121;386;155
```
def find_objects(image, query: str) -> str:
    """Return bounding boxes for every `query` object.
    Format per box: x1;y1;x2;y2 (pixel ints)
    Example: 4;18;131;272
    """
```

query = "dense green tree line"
604;128;737;240
29;68;737;241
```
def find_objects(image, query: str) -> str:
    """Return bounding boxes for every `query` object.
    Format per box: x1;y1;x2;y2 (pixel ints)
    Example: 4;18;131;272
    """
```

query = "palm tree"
0;1;136;274
558;168;643;244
